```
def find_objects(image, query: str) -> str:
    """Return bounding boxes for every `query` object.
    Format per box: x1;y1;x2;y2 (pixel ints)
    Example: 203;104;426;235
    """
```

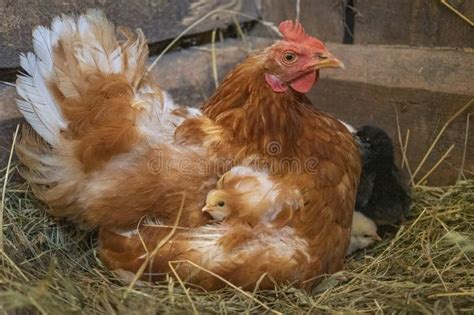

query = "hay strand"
412;99;473;181
1;124;19;252
1;163;472;313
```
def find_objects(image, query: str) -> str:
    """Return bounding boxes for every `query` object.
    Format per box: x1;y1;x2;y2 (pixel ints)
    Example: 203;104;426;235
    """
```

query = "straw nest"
0;159;472;314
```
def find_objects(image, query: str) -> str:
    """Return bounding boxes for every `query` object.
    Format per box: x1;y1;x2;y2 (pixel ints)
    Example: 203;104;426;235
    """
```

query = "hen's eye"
218;201;225;207
282;51;297;64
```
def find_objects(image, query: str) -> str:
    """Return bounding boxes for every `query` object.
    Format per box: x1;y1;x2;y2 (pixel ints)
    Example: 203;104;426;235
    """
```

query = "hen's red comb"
279;20;325;50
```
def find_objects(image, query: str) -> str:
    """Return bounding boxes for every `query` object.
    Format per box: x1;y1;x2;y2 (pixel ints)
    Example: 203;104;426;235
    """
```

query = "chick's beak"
373;234;382;241
202;206;210;212
315;52;345;70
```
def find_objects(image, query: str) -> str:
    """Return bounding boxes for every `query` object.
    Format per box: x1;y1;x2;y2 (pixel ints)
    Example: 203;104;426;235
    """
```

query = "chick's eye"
282;51;297;64
218;201;225;207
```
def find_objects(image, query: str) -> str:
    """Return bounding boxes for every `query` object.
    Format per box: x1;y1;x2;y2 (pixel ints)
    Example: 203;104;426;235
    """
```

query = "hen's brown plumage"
175;52;361;278
99;223;314;290
101;22;361;287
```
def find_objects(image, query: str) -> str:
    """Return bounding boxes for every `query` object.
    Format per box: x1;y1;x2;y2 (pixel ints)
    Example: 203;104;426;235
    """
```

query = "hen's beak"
315;52;345;70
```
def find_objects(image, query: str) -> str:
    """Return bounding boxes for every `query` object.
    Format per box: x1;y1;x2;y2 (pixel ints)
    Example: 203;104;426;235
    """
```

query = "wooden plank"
151;38;269;107
10;38;474;118
323;43;474;97
0;117;21;167
444;0;474;23
0;85;20;166
0;0;258;68
0;85;19;121
354;0;474;47
309;80;473;186
258;0;346;42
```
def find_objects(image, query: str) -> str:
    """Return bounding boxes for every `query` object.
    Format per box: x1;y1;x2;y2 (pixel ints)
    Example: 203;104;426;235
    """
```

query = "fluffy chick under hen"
202;166;303;228
346;211;381;255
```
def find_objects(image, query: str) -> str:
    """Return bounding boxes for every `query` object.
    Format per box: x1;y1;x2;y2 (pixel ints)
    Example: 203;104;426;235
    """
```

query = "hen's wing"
99;223;313;290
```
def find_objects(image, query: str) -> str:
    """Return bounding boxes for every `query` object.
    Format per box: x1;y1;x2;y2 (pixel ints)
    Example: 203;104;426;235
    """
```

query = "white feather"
16;53;66;146
339;120;356;134
32;26;54;75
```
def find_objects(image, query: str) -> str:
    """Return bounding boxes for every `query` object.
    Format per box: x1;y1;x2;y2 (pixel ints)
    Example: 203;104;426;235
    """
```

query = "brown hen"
16;11;360;289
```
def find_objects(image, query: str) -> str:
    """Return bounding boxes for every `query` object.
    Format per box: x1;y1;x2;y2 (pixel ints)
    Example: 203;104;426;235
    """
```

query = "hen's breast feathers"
200;54;361;217
195;55;361;275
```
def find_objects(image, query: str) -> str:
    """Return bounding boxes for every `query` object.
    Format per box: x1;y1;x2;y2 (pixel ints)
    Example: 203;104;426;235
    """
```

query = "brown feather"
60;75;140;172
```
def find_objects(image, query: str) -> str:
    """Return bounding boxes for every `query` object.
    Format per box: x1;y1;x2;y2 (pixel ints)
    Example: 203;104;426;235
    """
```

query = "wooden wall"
0;0;472;185
353;0;473;47
0;0;258;68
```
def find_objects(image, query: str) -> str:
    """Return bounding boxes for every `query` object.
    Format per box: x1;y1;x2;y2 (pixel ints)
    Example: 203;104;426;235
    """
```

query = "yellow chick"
202;166;303;227
202;189;234;221
346;211;382;255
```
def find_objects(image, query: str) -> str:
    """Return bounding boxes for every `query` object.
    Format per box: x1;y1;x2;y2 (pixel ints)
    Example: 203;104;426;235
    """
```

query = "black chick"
355;125;411;226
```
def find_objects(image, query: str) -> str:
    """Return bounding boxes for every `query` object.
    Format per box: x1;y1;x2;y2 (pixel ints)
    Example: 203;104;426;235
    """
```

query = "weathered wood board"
0;85;19;164
322;44;474;97
310;80;473;185
353;0;474;47
257;0;346;43
0;0;258;68
316;42;474;185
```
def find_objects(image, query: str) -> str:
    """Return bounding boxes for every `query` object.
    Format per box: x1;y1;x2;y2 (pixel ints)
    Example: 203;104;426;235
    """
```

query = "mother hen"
15;10;361;290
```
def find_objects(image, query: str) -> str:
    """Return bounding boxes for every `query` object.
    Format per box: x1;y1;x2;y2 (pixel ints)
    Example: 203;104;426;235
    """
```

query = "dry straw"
1;158;472;313
1;5;473;313
1;98;473;312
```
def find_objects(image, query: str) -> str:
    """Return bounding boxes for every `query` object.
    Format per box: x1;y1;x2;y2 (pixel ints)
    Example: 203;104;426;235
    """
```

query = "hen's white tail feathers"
32;26;57;76
14;10;204;227
17;53;66;146
16;9;149;147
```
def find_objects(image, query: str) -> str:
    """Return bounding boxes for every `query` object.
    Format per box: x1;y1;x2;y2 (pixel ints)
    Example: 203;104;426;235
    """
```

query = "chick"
202;166;303;228
202;189;235;221
346;211;381;255
355;125;411;226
